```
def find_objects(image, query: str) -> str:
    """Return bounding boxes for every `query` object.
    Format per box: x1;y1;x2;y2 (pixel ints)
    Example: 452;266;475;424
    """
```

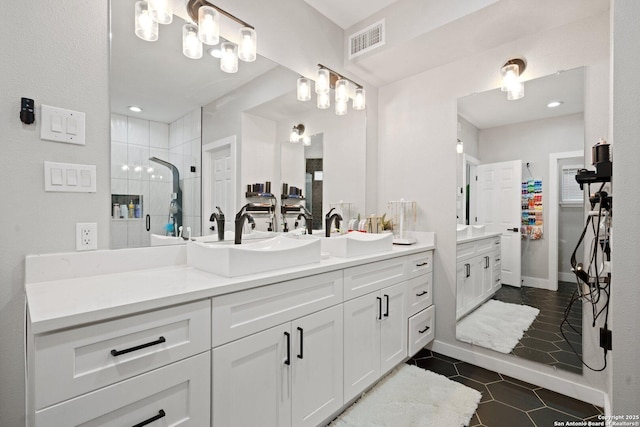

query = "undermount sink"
319;232;393;258
187;234;321;277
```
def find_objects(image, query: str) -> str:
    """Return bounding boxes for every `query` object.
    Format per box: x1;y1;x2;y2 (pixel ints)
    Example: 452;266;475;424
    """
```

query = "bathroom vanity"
24;234;435;426
456;232;501;320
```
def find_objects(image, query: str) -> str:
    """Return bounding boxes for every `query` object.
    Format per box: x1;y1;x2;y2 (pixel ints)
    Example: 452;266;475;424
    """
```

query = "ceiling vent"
348;19;385;60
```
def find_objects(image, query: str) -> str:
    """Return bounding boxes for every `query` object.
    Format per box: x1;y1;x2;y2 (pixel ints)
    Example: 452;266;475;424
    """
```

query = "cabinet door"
379;282;407;375
213;324;291;427
343;293;381;402
456;262;468;320
470;257;486;310
291;305;343;427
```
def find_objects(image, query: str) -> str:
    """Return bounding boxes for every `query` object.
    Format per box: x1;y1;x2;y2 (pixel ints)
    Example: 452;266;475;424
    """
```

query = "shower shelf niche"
111;194;143;220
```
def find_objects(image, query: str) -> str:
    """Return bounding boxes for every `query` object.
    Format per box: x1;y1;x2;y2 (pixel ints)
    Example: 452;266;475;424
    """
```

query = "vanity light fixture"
547;100;564;108
456;139;464;154
135;0;257;73
500;58;526;101
300;64;366;115
290;124;305;143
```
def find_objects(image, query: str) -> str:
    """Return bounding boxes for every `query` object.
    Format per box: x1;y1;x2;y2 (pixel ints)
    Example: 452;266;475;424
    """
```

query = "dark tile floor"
406;349;603;427
492;282;583;374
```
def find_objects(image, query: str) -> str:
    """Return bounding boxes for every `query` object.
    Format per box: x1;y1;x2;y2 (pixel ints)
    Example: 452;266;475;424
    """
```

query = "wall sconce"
290;124;305;143
501;58;526;100
297;64;366;115
456;139;464;154
134;0;257;74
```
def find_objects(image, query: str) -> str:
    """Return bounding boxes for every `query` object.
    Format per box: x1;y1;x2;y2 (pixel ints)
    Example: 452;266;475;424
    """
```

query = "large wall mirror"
455;67;586;374
109;0;366;248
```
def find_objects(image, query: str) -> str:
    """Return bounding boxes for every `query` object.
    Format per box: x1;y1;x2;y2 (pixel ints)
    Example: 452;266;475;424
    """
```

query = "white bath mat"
329;364;481;427
456;299;539;354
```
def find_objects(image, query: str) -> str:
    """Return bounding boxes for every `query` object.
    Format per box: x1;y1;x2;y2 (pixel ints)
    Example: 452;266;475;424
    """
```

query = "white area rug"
456;299;540;354
329;364;481;427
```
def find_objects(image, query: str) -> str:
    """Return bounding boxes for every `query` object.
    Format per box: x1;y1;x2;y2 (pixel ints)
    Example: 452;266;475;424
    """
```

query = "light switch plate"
44;161;96;192
40;105;86;145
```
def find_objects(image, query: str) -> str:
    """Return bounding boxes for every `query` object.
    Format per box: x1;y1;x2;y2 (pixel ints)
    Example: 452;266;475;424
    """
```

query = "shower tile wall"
169;108;201;238
111;114;171;249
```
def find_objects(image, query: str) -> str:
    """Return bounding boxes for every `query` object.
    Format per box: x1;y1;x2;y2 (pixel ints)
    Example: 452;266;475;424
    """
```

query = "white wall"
611;0;640;413
0;2;110;425
378;12;610;395
478;113;584;281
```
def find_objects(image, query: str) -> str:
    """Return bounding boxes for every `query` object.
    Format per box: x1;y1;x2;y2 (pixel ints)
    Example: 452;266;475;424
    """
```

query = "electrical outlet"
76;223;97;251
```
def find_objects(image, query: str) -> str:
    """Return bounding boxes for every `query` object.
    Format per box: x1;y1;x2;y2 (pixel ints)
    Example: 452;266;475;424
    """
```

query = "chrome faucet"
209;206;225;241
296;208;313;235
235;204;256;244
325;208;342;237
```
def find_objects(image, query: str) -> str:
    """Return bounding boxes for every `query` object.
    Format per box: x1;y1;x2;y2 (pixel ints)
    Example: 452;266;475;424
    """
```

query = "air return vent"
348;19;385;59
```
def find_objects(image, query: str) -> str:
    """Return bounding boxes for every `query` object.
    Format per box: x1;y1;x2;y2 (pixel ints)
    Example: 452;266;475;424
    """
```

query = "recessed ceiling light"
547;101;563;108
128;105;142;113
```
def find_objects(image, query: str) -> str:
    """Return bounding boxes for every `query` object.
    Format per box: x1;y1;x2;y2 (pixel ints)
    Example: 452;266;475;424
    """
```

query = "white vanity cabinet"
27;300;212;427
212;305;343;427
406;252;435;358
456;235;501;319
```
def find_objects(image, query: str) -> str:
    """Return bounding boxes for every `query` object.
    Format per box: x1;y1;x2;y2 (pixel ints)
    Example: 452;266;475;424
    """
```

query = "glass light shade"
353;87;366;110
507;82;524;100
501;63;519;92
315;69;330;94
335;79;348;103
317;92;330;109
289;129;300;143
135;1;158;42
335;100;348;116
238;28;257;62
182;23;202;59
456;141;464;154
302;136;311;146
220;42;238;73
297;77;311;101
148;0;172;25
198;6;220;45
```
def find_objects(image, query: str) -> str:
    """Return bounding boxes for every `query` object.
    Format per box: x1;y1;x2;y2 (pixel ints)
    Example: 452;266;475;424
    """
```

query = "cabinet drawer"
456;242;476;262
212;270;343;347
34;300;211;410
406;251;433;279
475;237;497;253
343;257;407;300
35;352;210;426
405;274;433;316
407;305;435;358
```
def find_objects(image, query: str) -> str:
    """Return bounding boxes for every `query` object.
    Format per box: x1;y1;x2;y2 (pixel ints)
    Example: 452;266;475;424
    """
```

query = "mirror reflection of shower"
149;157;182;236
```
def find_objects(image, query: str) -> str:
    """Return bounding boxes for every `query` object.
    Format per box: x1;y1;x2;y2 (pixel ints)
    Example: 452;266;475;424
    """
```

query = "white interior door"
477;160;522;287
202;136;236;235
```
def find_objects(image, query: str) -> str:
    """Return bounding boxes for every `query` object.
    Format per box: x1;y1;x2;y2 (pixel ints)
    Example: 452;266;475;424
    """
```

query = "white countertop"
26;233;435;334
456;231;501;244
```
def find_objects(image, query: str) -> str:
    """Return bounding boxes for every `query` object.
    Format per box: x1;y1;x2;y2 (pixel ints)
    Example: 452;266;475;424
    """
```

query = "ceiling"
457;67;585;129
302;0;400;29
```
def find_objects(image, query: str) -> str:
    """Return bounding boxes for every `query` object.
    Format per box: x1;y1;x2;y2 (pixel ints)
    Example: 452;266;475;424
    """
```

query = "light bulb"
220;42;238;73
335;79;348;103
238;28;257;62
198;6;220;45
456;141;464;154
290;130;299;143
501;64;519;92
315;69;330;94
148;0;172;25
135;1;158;42
507;82;524;100
335;100;348;116
317;92;330;109
302;136;311;146
297;77;311;101
353;87;366;110
182;23;202;59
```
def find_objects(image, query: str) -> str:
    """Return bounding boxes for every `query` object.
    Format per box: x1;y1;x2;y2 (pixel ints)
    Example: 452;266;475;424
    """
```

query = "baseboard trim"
430;340;606;407
558;272;575;283
522;275;555;290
